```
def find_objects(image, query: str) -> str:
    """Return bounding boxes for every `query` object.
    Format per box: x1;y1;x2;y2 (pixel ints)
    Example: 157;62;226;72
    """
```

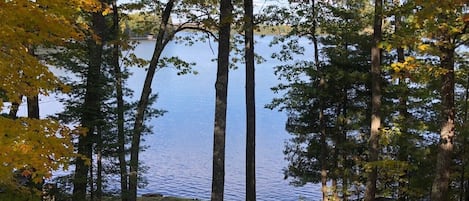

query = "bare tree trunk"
128;1;175;201
211;1;232;200
244;0;256;200
364;0;382;200
431;47;455;201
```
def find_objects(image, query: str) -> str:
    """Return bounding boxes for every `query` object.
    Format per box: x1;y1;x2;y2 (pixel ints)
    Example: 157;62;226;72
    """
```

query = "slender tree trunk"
73;9;106;201
244;0;256;200
431;47;455;201
364;0;382;200
211;1;232;200
111;1;129;200
128;1;175;201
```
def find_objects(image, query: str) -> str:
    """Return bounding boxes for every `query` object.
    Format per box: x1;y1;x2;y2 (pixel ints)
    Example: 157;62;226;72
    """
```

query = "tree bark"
244;0;256;200
364;0;382;200
111;1;129;200
27;95;39;119
73;9;106;201
128;1;175;201
431;47;455;201
211;1;232;200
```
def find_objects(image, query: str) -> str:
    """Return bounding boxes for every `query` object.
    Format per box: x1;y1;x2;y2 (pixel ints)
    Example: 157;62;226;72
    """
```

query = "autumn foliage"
0;0;97;191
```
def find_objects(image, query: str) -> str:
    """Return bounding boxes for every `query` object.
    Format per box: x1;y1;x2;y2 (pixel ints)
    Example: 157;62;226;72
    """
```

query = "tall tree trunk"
431;47;455;201
73;9;106;201
244;0;256;200
128;1;175;201
111;1;129;200
364;0;382;200
211;0;232;200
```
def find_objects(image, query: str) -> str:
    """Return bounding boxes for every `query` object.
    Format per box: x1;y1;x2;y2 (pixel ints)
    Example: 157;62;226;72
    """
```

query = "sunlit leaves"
0;0;100;105
0;117;76;186
0;0;99;191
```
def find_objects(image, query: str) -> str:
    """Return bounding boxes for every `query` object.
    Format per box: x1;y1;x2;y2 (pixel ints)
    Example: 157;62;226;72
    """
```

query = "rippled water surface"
124;35;321;201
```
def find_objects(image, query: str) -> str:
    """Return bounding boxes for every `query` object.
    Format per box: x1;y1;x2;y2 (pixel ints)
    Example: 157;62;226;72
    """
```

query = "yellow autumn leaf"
102;7;112;16
417;44;431;52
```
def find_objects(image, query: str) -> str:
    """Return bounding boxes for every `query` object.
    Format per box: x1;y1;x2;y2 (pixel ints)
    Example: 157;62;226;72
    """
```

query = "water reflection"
129;35;320;201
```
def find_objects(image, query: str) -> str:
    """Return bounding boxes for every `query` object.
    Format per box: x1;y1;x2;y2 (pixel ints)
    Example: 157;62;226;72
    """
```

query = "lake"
126;35;320;201
19;34;321;200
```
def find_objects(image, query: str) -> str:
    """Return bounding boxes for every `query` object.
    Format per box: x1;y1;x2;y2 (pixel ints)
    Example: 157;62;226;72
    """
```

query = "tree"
211;0;233;200
111;0;130;200
265;0;372;199
0;1;103;200
72;2;108;200
364;0;382;200
420;2;469;200
0;0;94;198
244;0;256;200
128;1;176;200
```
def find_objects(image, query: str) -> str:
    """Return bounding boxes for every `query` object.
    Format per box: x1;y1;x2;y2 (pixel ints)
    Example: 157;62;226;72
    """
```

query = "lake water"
14;34;321;200
126;35;321;201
